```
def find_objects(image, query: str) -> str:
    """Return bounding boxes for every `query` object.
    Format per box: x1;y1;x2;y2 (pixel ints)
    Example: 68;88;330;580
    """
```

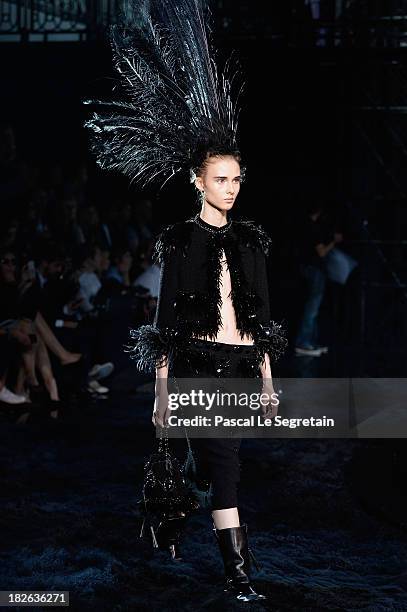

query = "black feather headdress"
83;0;245;190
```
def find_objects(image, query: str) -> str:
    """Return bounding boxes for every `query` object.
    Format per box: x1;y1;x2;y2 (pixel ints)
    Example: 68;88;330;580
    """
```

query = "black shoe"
27;383;47;399
213;523;266;602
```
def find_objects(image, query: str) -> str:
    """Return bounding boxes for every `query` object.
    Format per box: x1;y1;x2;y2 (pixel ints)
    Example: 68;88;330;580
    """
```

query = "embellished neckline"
194;213;232;234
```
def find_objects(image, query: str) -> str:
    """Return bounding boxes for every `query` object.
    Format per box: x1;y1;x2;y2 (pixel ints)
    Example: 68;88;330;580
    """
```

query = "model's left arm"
252;228;288;377
254;248;272;379
252;242;287;417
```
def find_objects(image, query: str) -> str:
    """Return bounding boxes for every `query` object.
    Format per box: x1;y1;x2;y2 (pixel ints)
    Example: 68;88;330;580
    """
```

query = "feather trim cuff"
255;321;288;364
125;325;176;374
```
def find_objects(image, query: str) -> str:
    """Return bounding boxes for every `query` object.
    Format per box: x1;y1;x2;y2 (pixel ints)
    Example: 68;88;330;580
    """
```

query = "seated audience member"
48;195;86;248
0;249;59;415
0;335;27;405
34;242;83;328
106;247;133;289
78;204;105;246
115;200;140;254
131;197;153;242
133;239;160;299
76;244;109;313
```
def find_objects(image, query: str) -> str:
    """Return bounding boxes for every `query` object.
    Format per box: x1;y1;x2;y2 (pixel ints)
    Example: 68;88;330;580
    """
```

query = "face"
63;198;77;221
6;219;18;241
117;251;133;272
0;252;16;283
310;208;322;221
195;156;241;212
120;203;131;222
92;247;103;272
46;260;64;279
100;250;110;272
88;206;99;226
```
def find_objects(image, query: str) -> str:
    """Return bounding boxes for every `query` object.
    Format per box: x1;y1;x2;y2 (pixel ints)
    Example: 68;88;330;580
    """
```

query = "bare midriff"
193;249;255;345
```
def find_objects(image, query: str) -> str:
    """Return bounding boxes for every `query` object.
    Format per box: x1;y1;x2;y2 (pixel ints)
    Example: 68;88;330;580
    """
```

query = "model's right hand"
152;385;170;428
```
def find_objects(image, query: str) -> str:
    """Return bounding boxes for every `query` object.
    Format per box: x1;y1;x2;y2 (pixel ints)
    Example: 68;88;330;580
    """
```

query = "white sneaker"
0;387;27;404
87;379;109;394
88;362;114;381
295;346;323;357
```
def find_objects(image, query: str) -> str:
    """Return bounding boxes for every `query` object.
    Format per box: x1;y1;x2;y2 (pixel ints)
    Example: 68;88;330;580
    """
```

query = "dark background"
1;2;407;610
3;33;407;365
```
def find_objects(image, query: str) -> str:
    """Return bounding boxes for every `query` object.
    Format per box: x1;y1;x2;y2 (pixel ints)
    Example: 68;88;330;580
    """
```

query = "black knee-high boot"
213;523;266;602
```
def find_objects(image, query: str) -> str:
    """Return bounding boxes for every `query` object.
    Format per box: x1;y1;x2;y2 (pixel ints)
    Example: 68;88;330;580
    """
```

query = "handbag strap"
156;375;193;456
157;410;170;454
171;375;193;455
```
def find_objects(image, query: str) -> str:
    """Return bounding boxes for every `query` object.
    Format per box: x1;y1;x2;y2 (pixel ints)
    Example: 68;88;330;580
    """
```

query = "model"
84;0;287;602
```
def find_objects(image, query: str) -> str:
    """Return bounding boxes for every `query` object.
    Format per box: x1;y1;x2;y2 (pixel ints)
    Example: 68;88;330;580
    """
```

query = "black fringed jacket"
128;213;287;373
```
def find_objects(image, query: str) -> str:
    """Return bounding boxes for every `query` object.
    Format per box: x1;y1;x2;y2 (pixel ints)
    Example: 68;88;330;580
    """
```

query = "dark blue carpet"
0;373;407;612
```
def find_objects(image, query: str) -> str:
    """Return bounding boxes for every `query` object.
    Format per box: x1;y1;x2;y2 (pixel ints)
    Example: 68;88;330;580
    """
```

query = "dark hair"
194;148;242;178
305;202;324;215
111;246;131;263
0;247;17;261
73;243;102;269
33;240;65;265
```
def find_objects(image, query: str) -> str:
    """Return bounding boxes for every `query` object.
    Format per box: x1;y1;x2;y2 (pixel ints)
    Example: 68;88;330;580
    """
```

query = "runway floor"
1;346;407;611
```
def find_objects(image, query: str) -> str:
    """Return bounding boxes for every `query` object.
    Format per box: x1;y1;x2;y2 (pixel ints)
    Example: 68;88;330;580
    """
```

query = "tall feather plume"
83;0;245;189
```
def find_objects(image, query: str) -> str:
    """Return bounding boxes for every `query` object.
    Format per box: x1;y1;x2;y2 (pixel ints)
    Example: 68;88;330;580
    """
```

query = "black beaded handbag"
138;422;200;547
138;377;212;548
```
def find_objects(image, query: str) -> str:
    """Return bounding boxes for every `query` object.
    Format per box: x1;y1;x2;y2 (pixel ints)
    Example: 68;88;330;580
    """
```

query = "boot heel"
248;547;262;572
154;516;186;560
150;524;159;548
139;516;159;548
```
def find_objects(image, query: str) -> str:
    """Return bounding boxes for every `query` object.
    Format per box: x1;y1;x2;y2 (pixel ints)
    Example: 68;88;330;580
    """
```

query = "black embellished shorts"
169;338;263;511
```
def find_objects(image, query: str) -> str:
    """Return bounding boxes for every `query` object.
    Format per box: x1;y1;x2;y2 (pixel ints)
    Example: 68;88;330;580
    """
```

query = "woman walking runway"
84;0;287;601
